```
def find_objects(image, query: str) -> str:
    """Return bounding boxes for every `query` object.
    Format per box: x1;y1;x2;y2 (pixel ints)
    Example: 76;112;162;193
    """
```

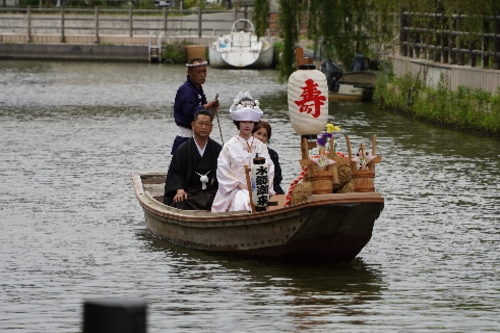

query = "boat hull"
209;46;274;69
329;87;375;102
132;172;384;263
341;70;377;86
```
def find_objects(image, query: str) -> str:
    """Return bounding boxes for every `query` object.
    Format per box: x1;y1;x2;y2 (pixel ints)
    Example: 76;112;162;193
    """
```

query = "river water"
1;60;499;332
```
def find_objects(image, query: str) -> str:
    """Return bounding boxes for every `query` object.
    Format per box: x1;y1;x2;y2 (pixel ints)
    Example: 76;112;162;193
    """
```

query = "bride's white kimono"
211;135;275;212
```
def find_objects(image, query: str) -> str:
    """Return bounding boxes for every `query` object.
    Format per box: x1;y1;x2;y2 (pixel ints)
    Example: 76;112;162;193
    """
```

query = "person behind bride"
211;92;275;213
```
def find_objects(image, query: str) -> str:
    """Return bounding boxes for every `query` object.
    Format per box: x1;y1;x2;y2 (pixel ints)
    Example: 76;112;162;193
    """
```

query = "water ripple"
1;61;499;332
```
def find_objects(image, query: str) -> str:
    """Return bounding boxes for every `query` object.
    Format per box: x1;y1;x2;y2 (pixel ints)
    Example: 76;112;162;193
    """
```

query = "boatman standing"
164;109;222;210
171;57;220;155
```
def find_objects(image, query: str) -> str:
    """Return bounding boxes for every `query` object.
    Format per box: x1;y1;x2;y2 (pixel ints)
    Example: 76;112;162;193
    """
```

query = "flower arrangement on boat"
351;143;378;170
310;123;342;169
316;123;341;148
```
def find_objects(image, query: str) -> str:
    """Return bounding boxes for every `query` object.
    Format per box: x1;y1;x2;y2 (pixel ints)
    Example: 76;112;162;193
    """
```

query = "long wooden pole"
329;135;339;185
210;94;224;145
27;6;31;43
244;165;256;213
494;10;500;70
371;134;377;172
399;7;408;57
60;6;65;43
163;7;167;32
345;134;357;175
129;8;133;38
197;6;202;38
94;7;99;44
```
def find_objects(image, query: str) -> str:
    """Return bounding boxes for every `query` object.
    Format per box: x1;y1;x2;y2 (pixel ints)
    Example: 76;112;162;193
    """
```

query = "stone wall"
391;55;500;95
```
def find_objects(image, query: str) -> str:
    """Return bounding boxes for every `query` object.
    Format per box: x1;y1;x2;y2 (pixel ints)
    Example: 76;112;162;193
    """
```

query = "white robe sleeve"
211;137;251;212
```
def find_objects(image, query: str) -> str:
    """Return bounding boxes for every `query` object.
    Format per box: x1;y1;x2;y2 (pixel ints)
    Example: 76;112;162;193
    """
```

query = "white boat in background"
209;19;274;69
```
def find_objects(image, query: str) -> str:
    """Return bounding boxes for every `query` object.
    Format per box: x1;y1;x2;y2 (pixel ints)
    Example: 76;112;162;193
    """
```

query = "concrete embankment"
0;43;149;62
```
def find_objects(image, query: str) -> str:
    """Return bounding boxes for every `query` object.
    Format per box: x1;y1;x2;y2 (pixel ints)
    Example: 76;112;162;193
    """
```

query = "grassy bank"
374;67;500;139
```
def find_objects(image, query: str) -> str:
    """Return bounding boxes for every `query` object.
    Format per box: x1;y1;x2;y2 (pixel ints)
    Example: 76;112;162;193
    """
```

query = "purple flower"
316;132;332;147
317;136;327;146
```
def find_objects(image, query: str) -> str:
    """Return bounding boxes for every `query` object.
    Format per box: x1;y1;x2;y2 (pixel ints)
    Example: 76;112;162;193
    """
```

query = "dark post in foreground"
83;298;147;333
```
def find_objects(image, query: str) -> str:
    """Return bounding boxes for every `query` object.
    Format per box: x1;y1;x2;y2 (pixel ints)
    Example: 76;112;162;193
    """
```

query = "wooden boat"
317;57;377;102
327;71;377;102
132;131;384;263
341;70;377;86
328;83;374;102
208;19;274;69
133;61;383;262
132;171;383;262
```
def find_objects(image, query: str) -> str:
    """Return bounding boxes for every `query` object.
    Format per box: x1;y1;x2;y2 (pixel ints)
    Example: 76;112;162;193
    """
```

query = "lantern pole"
244;165;256;213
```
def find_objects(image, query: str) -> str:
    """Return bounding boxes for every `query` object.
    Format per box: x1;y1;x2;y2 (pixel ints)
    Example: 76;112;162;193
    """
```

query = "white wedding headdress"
229;91;263;122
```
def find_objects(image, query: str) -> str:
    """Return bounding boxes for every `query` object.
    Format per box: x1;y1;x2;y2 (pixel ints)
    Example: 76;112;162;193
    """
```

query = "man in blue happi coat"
171;57;220;155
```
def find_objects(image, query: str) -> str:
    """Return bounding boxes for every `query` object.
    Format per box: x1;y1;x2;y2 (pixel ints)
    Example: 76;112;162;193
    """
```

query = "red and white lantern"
288;69;328;135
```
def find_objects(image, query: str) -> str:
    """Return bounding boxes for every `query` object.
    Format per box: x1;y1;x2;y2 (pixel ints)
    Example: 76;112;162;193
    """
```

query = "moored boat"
208;19;274;69
328;83;375;102
320;56;378;102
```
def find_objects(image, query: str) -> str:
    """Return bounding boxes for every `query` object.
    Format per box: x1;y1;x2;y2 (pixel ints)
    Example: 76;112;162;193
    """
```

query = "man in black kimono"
164;110;222;210
171;57;219;155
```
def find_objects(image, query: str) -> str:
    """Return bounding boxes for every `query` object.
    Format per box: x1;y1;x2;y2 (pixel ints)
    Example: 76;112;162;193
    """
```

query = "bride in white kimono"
211;92;275;212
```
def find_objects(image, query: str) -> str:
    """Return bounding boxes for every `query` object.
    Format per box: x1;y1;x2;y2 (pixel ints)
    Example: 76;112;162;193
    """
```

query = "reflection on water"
1;61;500;332
142;231;384;294
140;231;385;331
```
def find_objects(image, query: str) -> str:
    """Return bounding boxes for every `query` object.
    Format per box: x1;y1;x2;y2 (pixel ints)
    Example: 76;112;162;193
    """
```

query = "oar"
210;93;224;145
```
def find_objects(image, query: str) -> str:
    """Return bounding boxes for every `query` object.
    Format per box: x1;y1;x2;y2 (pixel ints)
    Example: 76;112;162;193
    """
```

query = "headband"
186;61;208;67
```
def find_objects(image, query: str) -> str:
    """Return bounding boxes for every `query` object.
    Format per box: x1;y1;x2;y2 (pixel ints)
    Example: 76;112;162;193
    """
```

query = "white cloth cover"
177;126;193;138
288;70;329;135
229;91;263;122
211;136;275;212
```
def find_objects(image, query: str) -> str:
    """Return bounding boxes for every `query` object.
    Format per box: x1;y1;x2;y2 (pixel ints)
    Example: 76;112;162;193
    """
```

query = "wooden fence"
0;0;254;9
0;6;268;43
399;8;500;70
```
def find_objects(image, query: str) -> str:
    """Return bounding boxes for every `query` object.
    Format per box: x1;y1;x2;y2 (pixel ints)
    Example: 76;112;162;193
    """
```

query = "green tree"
254;0;500;80
252;0;270;38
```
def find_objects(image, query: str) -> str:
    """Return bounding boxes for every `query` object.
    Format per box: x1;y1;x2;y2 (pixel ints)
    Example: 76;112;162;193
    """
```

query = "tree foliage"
252;0;270;38
308;0;376;67
253;0;500;80
277;0;303;81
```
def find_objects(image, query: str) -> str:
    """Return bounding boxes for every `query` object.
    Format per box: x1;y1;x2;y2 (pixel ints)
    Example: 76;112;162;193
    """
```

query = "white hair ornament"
186;60;208;67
